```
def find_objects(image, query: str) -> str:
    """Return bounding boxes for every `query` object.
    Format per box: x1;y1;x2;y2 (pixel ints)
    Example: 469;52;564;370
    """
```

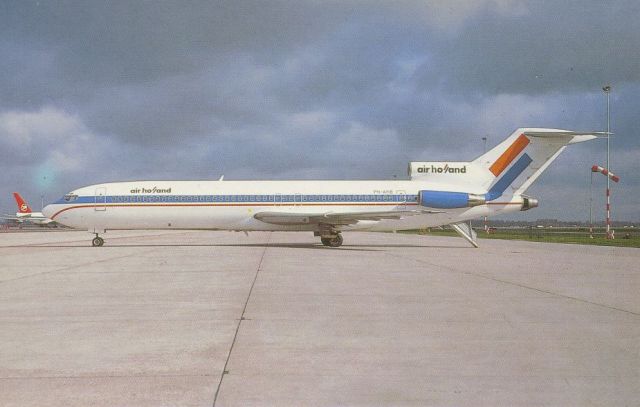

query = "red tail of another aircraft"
13;192;32;214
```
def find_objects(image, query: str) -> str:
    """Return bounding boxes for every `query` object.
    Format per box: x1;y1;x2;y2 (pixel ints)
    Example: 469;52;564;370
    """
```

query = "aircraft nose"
42;204;55;219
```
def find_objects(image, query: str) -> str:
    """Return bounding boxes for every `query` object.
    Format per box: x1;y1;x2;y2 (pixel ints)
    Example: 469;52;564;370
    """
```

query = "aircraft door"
95;187;107;211
274;193;282;206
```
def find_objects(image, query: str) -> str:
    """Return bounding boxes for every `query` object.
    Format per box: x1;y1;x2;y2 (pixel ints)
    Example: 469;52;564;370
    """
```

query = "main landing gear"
320;233;343;248
92;234;104;247
316;225;343;248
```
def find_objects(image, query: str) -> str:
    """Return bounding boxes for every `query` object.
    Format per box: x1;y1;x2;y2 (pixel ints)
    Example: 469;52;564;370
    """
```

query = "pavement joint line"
51;269;255;275
212;232;271;407
0;247;162;284
221;317;640;324
233;292;556;299
387;252;640;318
167;373;633;379
0;318;248;323
0;374;217;380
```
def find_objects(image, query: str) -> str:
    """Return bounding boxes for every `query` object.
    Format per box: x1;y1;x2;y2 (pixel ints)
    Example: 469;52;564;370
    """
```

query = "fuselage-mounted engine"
520;196;539;211
418;190;486;209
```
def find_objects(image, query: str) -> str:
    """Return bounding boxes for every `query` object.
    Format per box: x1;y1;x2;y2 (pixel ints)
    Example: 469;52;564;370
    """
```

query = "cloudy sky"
1;0;638;221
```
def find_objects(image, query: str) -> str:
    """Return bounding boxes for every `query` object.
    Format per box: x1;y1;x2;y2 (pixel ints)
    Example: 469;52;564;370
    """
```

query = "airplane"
42;128;600;247
1;192;55;226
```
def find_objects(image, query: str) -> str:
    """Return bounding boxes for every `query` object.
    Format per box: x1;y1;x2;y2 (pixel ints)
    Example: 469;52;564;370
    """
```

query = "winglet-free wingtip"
520;129;606;145
568;132;611;144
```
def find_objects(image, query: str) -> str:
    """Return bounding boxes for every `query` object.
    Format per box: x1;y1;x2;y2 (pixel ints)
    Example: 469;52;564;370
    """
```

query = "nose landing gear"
92;235;104;247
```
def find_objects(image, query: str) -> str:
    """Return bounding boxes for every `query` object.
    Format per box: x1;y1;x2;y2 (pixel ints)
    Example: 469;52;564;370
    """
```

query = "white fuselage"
43;180;526;233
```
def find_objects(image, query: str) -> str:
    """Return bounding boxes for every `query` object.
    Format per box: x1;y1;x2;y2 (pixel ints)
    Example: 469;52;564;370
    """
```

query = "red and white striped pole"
591;164;620;238
607;187;611;238
589;170;593;239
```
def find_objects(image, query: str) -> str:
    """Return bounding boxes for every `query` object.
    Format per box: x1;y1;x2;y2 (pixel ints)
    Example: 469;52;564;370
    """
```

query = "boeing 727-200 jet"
42;128;600;247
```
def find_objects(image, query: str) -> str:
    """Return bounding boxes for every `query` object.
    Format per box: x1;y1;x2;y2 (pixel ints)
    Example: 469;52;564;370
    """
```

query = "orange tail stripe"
489;134;529;176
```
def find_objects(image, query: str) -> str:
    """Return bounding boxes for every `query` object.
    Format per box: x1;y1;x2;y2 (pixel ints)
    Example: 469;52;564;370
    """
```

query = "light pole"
602;85;612;239
41;176;47;211
482;136;488;233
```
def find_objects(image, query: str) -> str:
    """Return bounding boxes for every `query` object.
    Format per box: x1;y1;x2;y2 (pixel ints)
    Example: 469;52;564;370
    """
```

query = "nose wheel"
92;236;104;247
320;234;343;247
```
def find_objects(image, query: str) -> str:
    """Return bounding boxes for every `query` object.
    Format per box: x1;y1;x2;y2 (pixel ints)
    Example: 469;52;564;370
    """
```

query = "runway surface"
0;230;638;406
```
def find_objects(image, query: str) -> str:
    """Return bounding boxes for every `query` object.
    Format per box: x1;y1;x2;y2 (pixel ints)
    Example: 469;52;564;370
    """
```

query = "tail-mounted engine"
419;190;486;209
520;196;539;211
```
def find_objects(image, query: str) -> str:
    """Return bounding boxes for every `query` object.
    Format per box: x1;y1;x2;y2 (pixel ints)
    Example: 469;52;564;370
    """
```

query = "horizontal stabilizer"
472;128;600;196
521;130;606;145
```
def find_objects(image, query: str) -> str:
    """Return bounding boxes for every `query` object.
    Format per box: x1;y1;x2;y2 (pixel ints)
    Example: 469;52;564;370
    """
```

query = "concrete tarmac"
0;230;638;406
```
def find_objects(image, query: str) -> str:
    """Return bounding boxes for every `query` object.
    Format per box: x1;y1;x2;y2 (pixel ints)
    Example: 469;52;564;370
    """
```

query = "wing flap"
252;213;313;225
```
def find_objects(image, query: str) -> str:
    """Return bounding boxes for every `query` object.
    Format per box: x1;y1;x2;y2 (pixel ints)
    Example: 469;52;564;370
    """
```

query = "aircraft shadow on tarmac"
17;243;375;252
16;242;468;251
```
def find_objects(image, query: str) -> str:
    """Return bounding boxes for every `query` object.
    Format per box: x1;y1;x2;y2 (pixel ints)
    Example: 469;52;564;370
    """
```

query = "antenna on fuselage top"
218;175;224;181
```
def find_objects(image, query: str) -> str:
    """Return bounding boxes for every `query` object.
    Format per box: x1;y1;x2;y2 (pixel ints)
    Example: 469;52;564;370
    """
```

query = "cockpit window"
64;194;78;202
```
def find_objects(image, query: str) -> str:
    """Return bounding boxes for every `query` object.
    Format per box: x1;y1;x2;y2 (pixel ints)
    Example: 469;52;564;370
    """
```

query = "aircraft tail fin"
13;192;32;214
472;128;601;200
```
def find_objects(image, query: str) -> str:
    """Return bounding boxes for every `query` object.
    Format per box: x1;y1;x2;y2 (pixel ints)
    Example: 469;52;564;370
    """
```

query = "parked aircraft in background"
1;193;55;226
43;128;600;247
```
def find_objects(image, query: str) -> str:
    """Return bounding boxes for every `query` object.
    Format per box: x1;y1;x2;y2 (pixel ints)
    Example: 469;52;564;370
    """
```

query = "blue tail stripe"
486;153;532;201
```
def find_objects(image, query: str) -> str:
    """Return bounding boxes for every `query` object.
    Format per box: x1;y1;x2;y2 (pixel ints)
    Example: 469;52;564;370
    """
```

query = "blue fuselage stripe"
55;194;420;205
486;153;532;201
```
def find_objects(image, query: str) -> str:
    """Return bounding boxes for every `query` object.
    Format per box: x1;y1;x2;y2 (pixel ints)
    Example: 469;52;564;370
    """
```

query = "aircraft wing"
1;214;54;225
253;209;442;226
1;214;22;221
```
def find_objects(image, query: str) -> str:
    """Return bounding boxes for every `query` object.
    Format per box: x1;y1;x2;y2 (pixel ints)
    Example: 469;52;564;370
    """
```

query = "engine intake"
520;196;539;211
419;190;486;209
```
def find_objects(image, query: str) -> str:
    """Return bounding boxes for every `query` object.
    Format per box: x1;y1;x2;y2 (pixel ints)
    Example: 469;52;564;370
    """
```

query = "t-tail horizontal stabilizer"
450;221;478;248
472;128;601;197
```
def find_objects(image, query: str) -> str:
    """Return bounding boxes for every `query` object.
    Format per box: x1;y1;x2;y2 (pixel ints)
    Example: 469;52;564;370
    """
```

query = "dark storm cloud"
1;0;350;142
1;0;638;220
421;0;640;96
1;1;347;83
